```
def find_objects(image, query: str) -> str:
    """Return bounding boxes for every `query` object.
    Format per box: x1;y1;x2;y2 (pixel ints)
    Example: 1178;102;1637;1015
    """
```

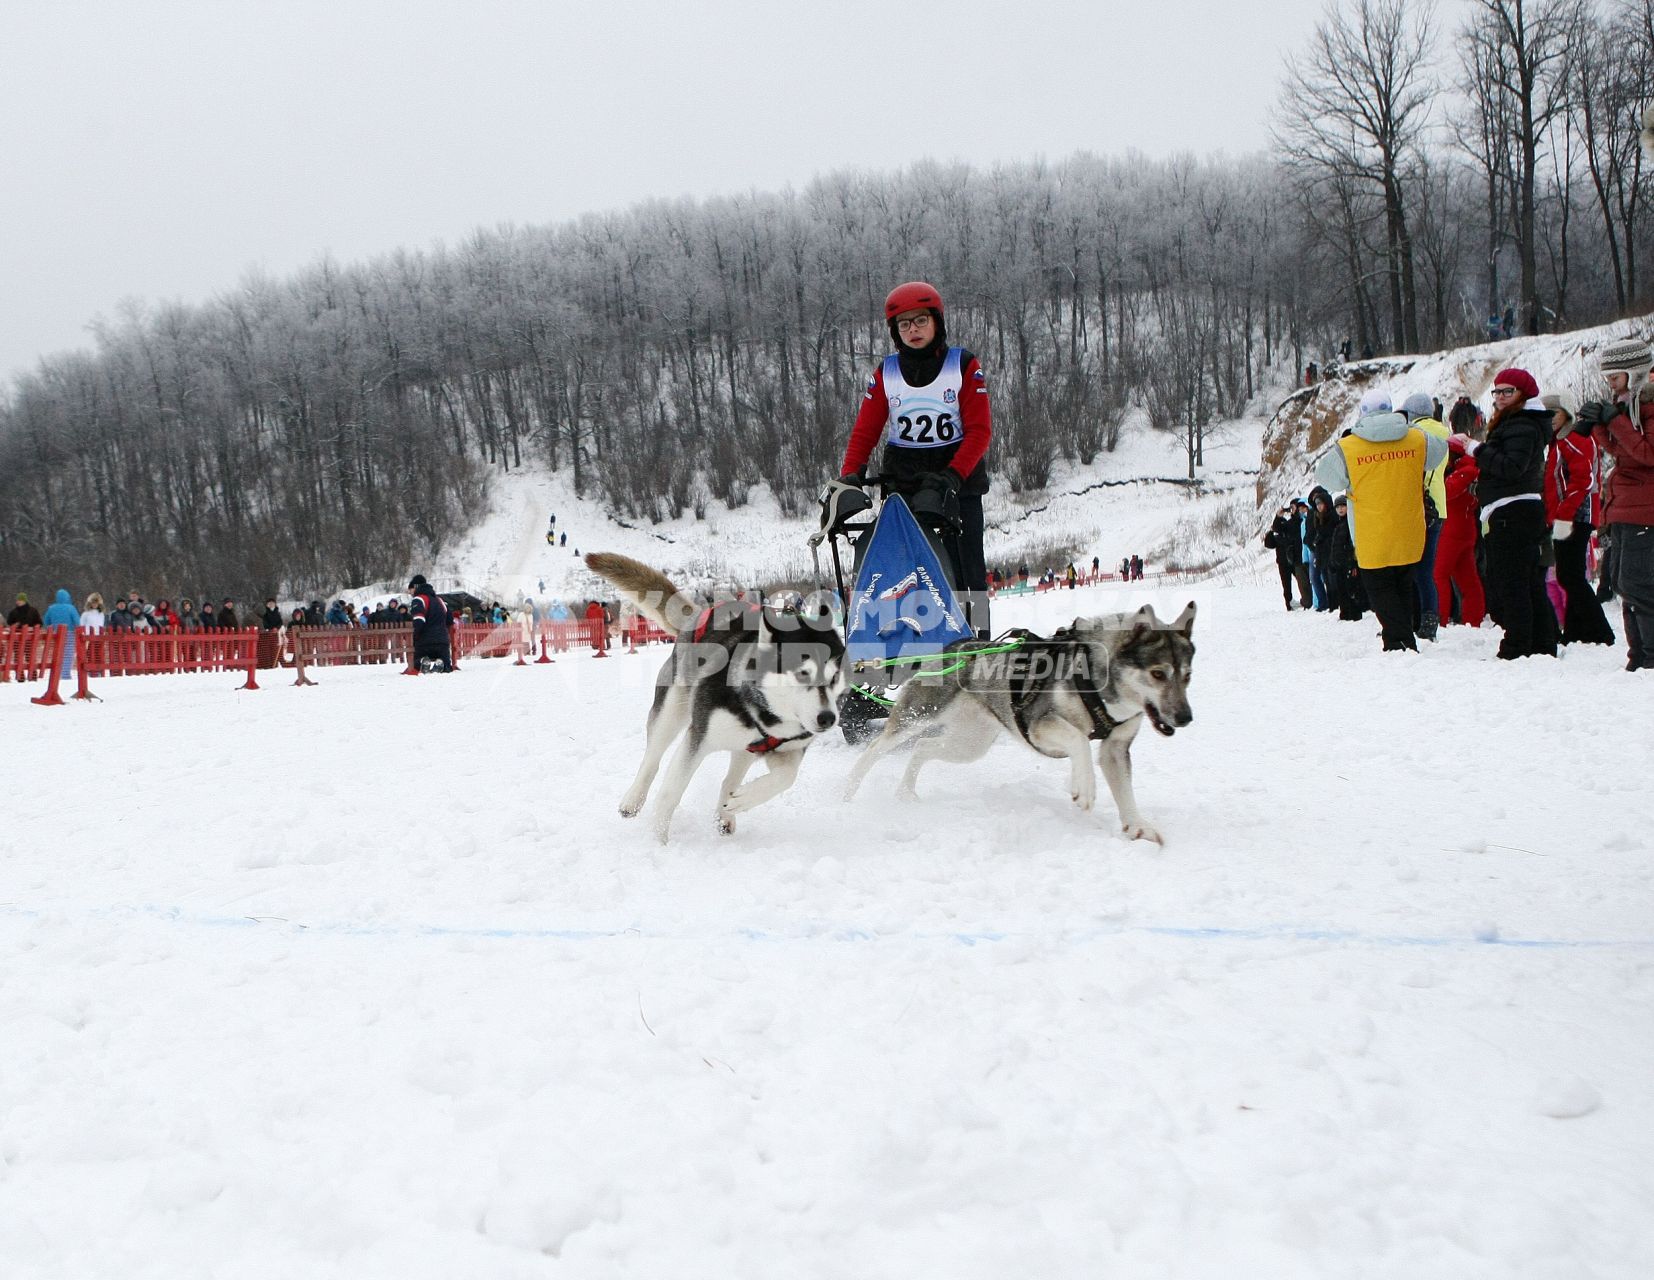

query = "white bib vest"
882;348;964;451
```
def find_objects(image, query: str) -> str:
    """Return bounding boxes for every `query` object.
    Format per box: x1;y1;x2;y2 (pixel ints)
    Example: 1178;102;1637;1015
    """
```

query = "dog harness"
1003;628;1122;753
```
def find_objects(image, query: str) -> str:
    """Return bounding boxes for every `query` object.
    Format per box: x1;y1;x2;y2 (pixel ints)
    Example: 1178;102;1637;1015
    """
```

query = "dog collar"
747;730;812;754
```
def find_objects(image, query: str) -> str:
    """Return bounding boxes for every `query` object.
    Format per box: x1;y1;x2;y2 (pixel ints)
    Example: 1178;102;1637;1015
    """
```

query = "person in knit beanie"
1575;337;1654;668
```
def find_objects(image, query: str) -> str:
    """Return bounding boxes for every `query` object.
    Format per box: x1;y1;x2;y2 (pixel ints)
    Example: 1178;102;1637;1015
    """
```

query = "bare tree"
1276;0;1437;352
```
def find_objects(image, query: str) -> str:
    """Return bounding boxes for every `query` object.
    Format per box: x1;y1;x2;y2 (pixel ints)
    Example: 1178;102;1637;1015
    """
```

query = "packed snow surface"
5;577;1652;1278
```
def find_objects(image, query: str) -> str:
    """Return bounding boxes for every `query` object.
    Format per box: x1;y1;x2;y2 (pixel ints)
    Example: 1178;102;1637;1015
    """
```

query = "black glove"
910;470;962;535
1574;401;1613;430
840;468;868;488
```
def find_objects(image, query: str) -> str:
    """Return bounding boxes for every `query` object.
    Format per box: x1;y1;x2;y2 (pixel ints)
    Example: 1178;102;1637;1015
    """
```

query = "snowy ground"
5;578;1652;1279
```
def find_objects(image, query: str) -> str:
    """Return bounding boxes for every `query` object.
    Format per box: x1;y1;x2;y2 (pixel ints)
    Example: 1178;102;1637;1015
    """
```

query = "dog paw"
716;814;736;836
1121;820;1163;845
619;788;646;818
1071;787;1096;811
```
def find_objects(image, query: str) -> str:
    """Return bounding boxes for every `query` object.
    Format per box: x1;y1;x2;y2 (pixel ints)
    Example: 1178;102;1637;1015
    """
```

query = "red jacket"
1593;387;1654;527
1544;431;1600;526
841;349;991;485
1440;444;1480;539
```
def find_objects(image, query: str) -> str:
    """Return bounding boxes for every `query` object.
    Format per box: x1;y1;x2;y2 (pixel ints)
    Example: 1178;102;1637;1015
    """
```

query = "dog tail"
585;552;699;634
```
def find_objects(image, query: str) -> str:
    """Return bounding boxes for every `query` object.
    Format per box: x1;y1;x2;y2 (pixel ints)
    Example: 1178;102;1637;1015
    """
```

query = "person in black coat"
1459;368;1557;659
408;575;452;672
1264;504;1308;611
1329;495;1365;620
1306;485;1342;611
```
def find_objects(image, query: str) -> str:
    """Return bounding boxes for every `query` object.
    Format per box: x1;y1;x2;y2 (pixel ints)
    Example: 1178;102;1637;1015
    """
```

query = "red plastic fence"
2;625;63;684
623;617;675;651
289;624;413;685
533;619;608;661
74;627;259;695
1;626;69;704
452;621;527;663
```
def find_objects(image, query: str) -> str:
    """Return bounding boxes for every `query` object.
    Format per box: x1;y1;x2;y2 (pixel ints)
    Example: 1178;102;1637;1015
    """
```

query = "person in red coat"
584;598;609;651
839;280;992;635
1433;436;1486;627
1542;397;1615;645
1575;337;1654;669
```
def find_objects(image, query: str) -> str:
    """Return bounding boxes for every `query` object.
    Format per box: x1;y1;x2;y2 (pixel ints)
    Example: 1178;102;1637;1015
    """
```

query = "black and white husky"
586;552;847;842
844;603;1195;843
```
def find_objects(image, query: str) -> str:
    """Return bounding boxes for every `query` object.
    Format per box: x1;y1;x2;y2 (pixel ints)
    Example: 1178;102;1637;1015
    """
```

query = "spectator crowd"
1269;337;1650;669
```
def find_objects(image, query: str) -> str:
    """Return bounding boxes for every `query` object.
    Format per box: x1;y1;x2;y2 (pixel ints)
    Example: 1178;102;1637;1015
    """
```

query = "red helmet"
884;281;944;321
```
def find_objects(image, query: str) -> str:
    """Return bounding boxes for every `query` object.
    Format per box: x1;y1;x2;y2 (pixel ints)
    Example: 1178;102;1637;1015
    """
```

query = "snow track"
4;582;1650;1278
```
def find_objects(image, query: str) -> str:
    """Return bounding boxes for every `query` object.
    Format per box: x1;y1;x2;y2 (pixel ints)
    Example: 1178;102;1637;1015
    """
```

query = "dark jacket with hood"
1264;511;1303;564
1306;486;1340;562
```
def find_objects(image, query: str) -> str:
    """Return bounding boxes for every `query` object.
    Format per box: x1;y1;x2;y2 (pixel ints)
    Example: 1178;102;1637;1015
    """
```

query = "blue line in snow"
0;903;1650;951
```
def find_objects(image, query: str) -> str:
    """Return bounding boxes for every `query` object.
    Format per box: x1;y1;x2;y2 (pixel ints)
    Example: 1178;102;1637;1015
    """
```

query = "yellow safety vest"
1337;428;1429;569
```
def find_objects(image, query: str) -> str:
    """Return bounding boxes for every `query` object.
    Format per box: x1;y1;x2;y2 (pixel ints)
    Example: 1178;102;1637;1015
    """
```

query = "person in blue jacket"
41;588;80;678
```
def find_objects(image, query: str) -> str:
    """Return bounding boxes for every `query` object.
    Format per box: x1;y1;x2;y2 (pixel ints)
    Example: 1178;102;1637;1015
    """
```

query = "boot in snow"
1418;611;1439;642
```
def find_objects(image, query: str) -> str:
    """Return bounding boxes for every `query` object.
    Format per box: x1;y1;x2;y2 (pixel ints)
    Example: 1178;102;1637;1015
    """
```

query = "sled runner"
811;476;977;743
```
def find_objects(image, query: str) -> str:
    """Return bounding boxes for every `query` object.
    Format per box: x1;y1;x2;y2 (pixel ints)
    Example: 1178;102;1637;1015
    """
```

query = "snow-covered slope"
378;419;1266;610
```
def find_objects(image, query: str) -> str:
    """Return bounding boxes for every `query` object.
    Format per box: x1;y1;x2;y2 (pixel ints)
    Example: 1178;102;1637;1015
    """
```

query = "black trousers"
1275;559;1296;608
1609;522;1654;669
1482;503;1557;659
951;493;990;635
1361;563;1418;650
1552;525;1615;645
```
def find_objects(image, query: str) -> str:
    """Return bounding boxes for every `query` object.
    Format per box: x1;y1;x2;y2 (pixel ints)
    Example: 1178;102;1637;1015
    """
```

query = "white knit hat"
1359;390;1393;414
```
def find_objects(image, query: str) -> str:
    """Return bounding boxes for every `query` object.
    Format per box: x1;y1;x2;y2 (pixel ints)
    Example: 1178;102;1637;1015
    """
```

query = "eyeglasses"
1491;387;1520;398
895;315;933;332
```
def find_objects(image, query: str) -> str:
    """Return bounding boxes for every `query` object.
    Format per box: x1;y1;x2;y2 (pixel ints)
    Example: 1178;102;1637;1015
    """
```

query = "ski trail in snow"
4;903;1649;950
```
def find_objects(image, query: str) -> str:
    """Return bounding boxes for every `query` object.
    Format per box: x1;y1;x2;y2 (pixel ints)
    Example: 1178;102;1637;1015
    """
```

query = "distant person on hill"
837;280;993;636
261;598;283;630
1315;390;1445;652
1453;368;1556;660
219;599;240;630
108;599;136;631
81;592;107;631
1575;337;1654;670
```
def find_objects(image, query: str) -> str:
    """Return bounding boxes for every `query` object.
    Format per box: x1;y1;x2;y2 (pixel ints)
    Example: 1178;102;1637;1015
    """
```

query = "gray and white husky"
586;552;847;842
844;603;1195;843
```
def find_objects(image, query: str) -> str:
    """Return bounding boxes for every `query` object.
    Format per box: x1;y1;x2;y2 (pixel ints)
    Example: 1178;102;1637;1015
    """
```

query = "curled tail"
584;552;699;634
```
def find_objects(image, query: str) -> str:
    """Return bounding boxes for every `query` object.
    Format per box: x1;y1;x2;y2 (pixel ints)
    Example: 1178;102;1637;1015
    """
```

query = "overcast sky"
1;0;1342;382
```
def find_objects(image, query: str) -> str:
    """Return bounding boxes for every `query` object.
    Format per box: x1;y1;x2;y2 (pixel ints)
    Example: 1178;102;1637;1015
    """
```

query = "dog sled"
811;475;1006;744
